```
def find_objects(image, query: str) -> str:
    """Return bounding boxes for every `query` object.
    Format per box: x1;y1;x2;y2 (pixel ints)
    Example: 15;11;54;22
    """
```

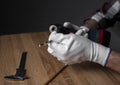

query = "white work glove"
47;31;111;66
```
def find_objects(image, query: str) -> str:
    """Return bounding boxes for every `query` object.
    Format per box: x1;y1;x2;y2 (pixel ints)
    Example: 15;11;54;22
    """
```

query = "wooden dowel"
44;65;69;85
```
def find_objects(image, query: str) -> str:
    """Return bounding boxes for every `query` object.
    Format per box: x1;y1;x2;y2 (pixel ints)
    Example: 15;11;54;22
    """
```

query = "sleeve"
84;0;120;29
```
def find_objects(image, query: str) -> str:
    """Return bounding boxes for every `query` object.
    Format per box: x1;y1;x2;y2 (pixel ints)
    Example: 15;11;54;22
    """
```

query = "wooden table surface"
0;32;120;85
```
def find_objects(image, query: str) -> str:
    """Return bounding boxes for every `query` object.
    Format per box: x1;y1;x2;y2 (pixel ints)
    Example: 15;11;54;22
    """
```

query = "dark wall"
2;0;107;35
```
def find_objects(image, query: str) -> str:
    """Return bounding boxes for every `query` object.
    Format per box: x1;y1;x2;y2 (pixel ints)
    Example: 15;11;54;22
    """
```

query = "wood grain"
49;62;120;85
0;32;120;85
0;32;64;85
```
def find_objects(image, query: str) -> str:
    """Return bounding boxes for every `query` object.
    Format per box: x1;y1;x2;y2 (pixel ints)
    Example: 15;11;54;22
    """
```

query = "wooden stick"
44;65;69;85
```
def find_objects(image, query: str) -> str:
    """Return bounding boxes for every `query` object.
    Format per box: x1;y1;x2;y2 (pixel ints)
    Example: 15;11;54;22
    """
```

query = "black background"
1;0;107;35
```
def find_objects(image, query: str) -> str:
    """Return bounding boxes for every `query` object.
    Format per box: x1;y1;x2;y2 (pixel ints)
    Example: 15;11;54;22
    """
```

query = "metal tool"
48;24;111;47
38;41;52;47
38;40;62;47
4;52;28;80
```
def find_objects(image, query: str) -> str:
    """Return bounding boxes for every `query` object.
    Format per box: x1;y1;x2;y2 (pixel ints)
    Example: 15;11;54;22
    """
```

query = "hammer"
4;52;28;80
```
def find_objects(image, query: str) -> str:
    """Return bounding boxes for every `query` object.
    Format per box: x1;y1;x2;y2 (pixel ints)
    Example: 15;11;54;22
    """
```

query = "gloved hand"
47;31;111;66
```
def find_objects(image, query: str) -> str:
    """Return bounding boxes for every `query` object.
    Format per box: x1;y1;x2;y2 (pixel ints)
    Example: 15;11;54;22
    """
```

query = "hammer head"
4;75;27;80
4;52;28;81
4;69;28;80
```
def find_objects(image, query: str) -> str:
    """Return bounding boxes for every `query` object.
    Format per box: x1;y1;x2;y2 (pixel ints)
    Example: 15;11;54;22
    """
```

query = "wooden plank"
0;32;64;85
0;32;120;85
49;62;120;85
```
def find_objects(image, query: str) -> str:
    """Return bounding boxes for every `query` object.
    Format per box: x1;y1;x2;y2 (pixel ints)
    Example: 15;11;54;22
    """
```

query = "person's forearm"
84;0;120;29
106;51;120;73
84;19;120;73
84;19;98;29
